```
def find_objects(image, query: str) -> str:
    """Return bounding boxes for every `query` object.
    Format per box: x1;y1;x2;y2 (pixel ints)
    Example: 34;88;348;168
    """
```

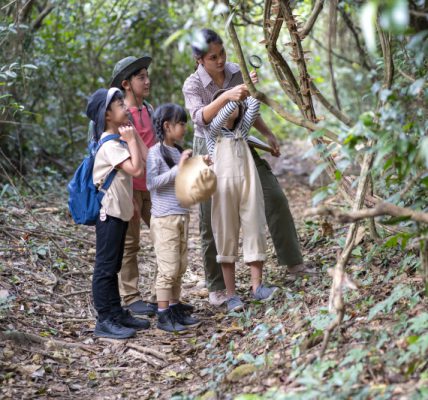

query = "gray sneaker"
253;284;279;302
227;295;245;312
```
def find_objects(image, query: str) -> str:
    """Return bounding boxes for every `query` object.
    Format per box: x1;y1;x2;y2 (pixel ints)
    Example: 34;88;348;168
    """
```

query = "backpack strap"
95;133;122;202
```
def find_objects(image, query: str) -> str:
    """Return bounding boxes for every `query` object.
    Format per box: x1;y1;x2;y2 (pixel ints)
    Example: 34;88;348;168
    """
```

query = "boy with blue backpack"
86;87;150;339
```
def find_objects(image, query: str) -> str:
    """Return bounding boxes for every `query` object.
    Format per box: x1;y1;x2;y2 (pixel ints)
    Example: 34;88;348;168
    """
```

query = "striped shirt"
206;97;260;158
146;143;189;217
182;62;244;139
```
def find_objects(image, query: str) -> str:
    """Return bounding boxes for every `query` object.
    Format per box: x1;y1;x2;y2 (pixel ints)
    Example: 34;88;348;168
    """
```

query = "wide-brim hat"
111;56;152;89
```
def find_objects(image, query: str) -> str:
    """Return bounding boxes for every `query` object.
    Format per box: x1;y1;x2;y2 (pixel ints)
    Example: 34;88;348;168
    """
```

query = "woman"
182;29;311;307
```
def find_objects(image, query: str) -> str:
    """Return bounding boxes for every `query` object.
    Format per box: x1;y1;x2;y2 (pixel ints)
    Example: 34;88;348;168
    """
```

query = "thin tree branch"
299;0;325;39
310;81;354;126
328;0;341;110
31;4;54;30
305;202;428;225
339;7;374;71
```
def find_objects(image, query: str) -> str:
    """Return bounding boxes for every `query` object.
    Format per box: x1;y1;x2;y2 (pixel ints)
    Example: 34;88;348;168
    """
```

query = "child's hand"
203;155;213;166
118;125;137;143
250;70;259;84
179;149;192;167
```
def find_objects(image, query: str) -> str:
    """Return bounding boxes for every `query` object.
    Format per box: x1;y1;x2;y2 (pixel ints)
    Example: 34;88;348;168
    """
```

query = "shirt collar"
197;62;241;89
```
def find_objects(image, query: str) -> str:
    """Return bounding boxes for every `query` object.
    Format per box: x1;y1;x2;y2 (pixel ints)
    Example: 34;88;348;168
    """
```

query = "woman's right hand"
118;125;136;143
225;84;250;101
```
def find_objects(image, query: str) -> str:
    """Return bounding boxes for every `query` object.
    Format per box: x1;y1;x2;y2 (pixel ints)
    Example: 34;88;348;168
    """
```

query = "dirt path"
1;143;426;399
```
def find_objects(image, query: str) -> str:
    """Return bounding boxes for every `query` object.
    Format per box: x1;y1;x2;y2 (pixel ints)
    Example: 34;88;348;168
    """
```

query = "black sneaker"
157;309;188;333
125;300;156;317
118;309;150;331
178;302;194;313
94;318;136;339
170;304;201;327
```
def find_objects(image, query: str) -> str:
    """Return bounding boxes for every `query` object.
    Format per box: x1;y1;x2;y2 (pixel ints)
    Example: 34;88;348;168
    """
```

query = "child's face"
106;98;128;126
166;121;187;143
129;68;150;99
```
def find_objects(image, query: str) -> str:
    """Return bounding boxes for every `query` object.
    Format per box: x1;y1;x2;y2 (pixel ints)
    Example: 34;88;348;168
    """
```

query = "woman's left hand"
250;70;259;84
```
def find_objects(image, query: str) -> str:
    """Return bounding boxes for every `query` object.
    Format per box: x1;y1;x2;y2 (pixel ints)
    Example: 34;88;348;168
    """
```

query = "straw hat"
175;156;217;208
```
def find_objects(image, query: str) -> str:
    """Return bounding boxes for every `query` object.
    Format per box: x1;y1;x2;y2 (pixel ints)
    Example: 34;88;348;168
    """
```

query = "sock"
158;307;168;312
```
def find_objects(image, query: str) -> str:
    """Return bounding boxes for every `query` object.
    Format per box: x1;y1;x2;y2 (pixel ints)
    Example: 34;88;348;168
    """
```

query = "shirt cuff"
195;108;210;128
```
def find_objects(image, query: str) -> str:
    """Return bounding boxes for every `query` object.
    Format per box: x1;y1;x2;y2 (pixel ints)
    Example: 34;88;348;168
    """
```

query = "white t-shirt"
93;132;133;221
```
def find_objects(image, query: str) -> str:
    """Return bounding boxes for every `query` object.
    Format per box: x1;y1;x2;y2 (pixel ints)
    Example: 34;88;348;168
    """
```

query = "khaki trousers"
119;189;156;305
211;137;267;263
150;214;189;302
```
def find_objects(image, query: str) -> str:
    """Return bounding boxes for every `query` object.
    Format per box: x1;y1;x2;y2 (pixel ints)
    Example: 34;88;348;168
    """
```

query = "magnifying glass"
248;55;263;69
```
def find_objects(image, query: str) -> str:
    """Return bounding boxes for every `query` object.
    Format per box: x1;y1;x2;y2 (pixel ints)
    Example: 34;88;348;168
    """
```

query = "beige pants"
119;189;157;305
211;136;267;263
151;214;189;302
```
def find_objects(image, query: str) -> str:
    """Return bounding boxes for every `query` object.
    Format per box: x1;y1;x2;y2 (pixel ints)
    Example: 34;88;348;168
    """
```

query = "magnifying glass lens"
249;55;262;69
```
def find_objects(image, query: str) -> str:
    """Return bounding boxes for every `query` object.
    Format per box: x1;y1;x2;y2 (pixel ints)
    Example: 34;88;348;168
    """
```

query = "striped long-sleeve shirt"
205;96;260;158
146;143;189;217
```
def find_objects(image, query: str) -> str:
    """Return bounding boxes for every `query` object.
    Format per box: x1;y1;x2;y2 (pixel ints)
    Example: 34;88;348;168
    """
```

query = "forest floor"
1;141;427;400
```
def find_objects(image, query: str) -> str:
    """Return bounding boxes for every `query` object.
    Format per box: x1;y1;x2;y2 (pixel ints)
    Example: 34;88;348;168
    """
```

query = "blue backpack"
68;134;120;225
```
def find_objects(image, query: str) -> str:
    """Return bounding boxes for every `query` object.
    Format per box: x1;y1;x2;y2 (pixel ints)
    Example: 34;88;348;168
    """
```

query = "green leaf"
309;162;328;186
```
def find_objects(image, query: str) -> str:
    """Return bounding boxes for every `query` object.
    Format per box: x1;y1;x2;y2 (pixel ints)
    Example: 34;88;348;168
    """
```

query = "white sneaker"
208;290;228;306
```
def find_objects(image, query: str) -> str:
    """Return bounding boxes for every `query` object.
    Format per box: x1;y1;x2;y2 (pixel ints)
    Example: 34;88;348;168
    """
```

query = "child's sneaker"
253;284;279;302
170;304;200;327
125;300;156;317
209;290;228;306
119;309;150;330
227;295;245;312
94;318;136;339
157;309;188;333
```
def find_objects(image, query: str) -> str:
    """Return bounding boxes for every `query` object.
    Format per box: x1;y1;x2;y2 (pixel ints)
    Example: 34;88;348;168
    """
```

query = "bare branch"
31;4;54;30
328;0;341;110
299;0;325;39
377;24;394;89
339;7;374;71
305;202;428;225
310;81;354;126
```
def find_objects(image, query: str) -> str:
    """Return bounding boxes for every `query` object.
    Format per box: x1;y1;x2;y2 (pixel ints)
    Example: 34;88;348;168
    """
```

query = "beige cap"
175;156;217;208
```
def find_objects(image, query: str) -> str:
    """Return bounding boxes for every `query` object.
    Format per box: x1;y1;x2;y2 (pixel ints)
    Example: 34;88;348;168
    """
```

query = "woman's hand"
203;155;213;166
224;84;249;102
250;70;259;84
266;133;281;157
118;125;137;143
178;149;193;167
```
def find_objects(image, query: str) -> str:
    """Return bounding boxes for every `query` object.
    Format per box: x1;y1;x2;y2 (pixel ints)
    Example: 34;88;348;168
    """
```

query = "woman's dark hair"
153;103;187;168
191;29;223;67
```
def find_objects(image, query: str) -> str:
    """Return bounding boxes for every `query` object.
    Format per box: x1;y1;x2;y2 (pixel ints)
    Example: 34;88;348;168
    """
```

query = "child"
146;103;201;333
110;56;158;317
88;87;150;339
207;90;279;312
111;56;195;317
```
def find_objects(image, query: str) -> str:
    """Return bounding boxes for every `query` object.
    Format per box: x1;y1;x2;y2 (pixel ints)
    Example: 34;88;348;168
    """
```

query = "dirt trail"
1;142;425;399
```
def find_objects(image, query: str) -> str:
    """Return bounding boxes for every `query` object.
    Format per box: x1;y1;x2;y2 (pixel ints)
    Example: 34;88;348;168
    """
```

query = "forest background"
1;0;428;399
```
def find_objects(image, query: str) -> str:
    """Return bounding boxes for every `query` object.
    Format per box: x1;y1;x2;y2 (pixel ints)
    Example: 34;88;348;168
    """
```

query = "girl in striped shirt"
208;90;279;312
146;103;201;333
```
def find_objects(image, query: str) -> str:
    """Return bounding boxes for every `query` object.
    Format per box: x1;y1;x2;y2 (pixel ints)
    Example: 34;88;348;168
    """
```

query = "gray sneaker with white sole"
253;284;279;302
227;295;245;312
